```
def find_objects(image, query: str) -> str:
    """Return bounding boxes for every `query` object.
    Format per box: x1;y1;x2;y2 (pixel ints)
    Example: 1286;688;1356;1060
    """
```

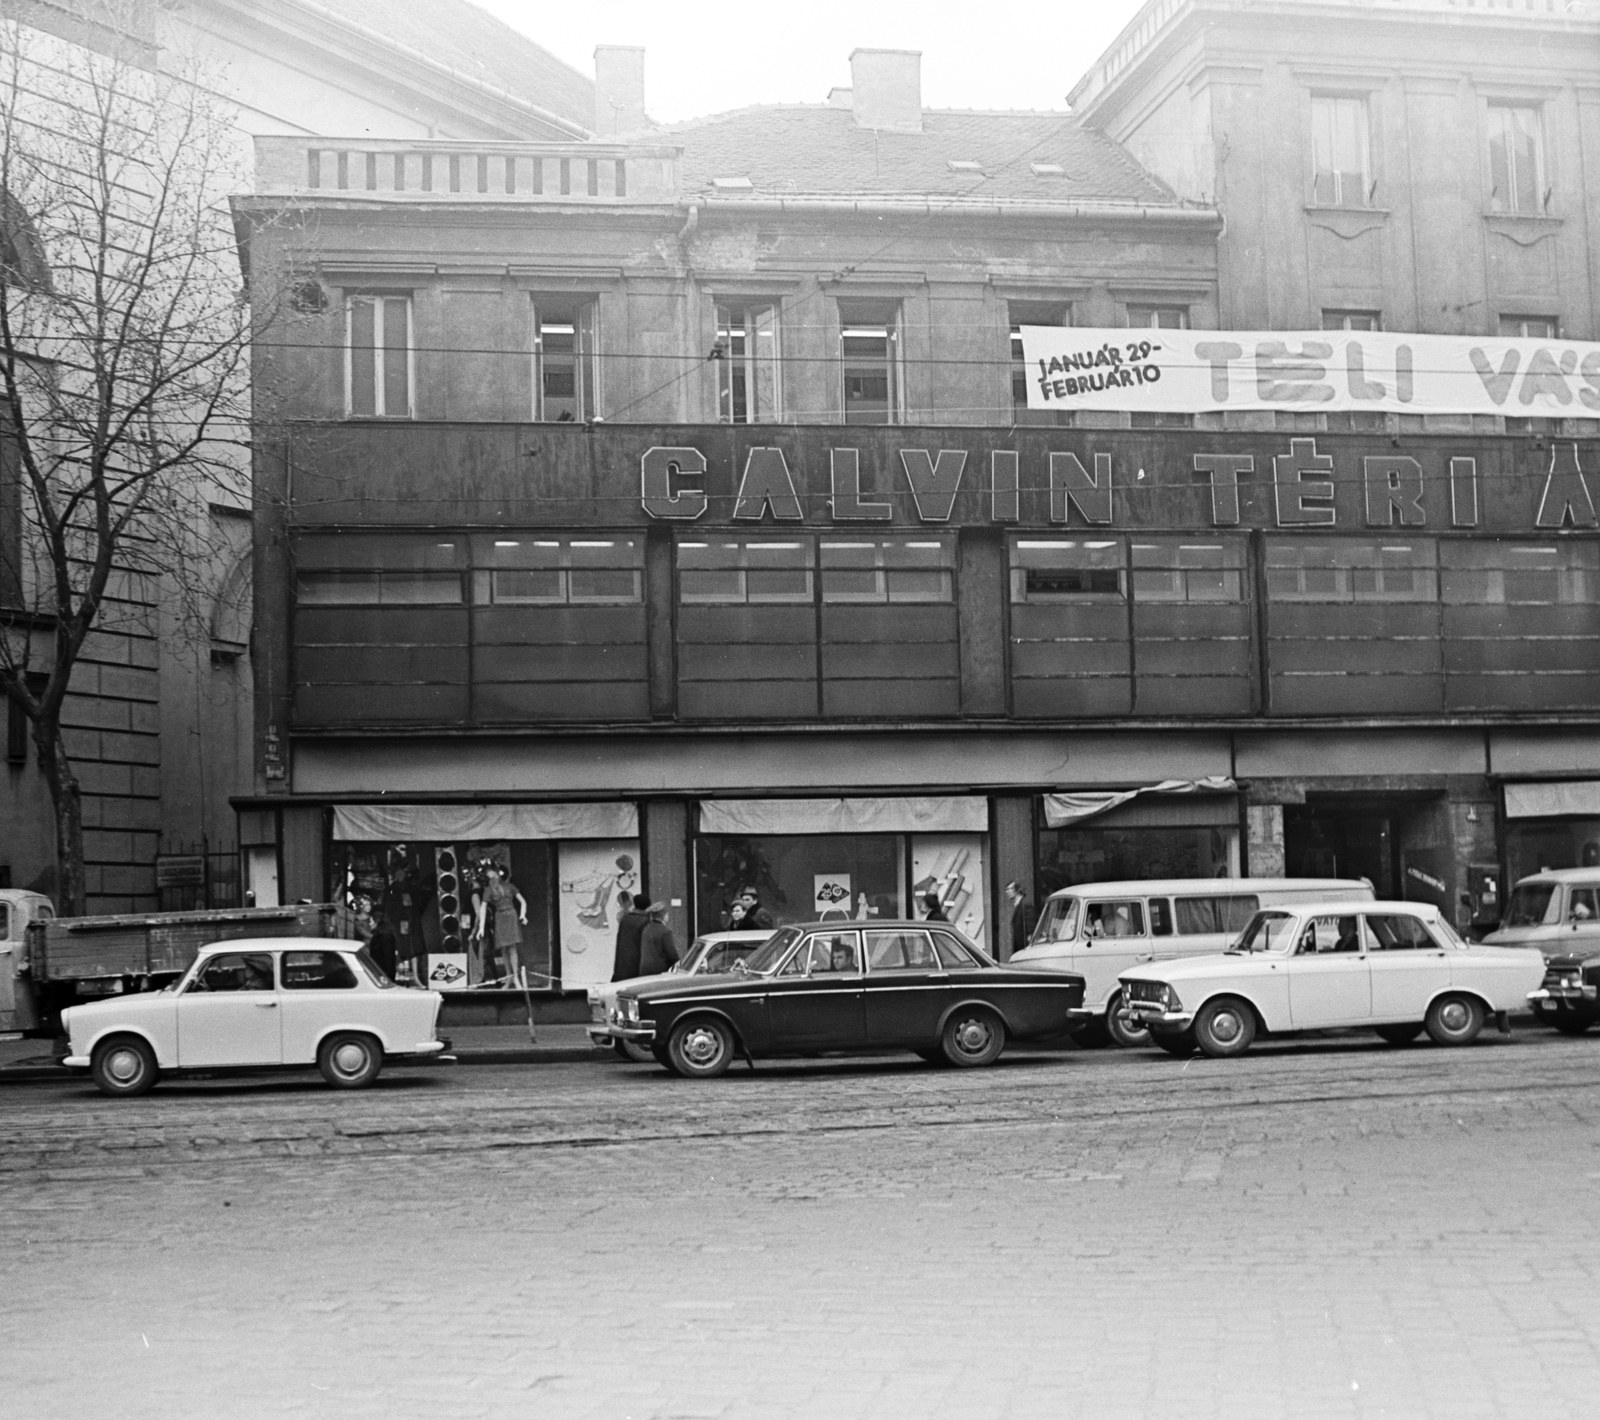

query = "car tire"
666;1016;735;1079
317;1032;383;1088
939;1007;1006;1068
614;1039;655;1063
1424;993;1485;1048
1552;1015;1594;1037
1150;1027;1198;1057
90;1035;158;1098
1375;1023;1425;1045
1193;996;1256;1058
1106;992;1152;1049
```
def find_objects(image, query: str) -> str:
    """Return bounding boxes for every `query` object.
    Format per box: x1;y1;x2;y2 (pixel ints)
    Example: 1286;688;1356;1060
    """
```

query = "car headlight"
620;996;640;1023
1160;984;1184;1012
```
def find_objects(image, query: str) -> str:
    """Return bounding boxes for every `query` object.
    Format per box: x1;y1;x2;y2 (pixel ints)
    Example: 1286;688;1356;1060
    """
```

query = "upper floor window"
471;535;642;606
1323;310;1381;332
838;300;902;425
1488;104;1544;214
1311;95;1370;208
1499;314;1558;339
715;303;780;424
1010;539;1124;602
532;297;596;422
677;537;814;604
1265;539;1438;603
1131;540;1246;603
1125;304;1188;329
296;534;463;605
1441;541;1597;606
820;537;954;604
346;295;412;419
1008;300;1071;427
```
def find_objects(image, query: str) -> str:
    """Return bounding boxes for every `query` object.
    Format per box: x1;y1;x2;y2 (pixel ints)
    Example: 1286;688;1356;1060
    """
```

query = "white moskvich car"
61;938;447;1097
1120;900;1545;1059
588;929;773;1061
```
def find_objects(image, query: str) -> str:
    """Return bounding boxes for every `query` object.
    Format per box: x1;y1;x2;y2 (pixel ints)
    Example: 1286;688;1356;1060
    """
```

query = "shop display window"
820;537;953;604
1506;819;1600;887
1265;539;1438;602
1036;825;1238;901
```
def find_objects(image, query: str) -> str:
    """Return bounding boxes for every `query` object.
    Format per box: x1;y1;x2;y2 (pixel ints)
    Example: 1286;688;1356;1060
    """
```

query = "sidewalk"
0;1023;608;1083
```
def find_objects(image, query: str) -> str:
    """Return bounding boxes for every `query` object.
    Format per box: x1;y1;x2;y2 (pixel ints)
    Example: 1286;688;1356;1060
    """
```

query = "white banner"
1020;327;1600;418
333;802;638;842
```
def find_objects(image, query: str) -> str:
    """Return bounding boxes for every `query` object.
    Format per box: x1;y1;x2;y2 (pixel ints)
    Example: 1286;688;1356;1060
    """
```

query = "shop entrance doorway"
1283;794;1444;901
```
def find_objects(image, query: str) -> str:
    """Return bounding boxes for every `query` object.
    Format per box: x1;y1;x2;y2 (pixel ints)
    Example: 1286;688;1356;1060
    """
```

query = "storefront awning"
332;802;638;842
1504;781;1600;820
1042;777;1237;830
697;796;989;837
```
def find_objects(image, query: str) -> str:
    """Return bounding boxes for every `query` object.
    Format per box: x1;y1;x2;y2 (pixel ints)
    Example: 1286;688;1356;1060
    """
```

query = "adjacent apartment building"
234;3;1599;995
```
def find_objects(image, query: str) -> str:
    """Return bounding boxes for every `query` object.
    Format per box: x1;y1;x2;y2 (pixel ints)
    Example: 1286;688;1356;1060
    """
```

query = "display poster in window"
911;835;988;950
1018;327;1600;418
814;873;852;919
557;841;641;988
427;954;469;990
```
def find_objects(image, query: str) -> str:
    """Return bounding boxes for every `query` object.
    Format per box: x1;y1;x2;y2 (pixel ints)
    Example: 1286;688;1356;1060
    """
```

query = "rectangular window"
1488;104;1543;214
677;537;815;604
1265;539;1438;603
295;535;464;606
1008;300;1072;426
1322;309;1382;332
839;300;902;425
1441;541;1597;605
1131;540;1246;603
820;537;953;604
1174;894;1261;935
1010;538;1125;602
1498;314;1559;340
346;295;412;418
715;303;780;424
1311;94;1371;207
6;672;43;765
1124;305;1188;329
471;535;642;606
532;297;597;421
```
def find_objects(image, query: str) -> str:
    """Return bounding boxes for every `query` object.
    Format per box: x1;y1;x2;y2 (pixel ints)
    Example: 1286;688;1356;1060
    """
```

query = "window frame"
1124;304;1189;330
1486;102;1545;215
838;300;904;426
818;536;955;606
530;295;598;423
344;293;414;420
1007;299;1074;426
1498;314;1560;340
1010;537;1127;604
714;300;782;425
676;536;817;606
1322;309;1382;332
1310;93;1373;209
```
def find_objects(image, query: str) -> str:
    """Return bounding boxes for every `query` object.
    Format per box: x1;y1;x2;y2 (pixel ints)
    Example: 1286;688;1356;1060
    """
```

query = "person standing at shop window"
637;900;681;976
611;891;649;982
922;892;949;923
724;886;775;933
474;862;529;988
1004;881;1035;961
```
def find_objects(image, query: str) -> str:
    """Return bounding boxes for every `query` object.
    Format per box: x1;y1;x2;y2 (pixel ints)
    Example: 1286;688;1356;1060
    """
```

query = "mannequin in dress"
474;862;529;987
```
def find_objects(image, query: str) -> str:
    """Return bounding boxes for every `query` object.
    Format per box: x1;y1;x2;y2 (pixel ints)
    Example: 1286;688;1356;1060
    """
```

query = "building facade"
236;23;1598;989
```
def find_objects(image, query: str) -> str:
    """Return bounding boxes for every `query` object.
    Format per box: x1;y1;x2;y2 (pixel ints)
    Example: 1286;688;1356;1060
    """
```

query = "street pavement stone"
1;1030;1599;1418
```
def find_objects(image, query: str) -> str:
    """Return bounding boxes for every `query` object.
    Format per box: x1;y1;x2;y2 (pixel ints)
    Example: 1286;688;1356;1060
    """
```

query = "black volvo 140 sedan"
607;921;1088;1077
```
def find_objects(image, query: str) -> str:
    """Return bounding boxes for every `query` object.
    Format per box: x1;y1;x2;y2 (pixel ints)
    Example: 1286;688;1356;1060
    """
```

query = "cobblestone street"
4;1031;1600;1419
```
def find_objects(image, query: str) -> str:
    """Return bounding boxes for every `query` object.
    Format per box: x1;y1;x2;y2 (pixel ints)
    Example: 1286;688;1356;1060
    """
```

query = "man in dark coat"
637;900;681;976
611;892;649;982
1004;880;1036;962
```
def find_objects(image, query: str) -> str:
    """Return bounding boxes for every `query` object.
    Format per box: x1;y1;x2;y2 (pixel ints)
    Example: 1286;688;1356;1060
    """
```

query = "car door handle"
254;1001;278;1008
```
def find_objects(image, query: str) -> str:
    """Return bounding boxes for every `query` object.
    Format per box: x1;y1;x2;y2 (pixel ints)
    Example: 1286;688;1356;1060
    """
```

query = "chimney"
848;48;921;133
827;86;853;109
593;45;646;137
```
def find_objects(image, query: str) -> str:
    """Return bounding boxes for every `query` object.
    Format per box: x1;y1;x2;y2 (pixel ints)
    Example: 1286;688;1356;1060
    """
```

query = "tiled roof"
291;0;595;131
669;106;1178;206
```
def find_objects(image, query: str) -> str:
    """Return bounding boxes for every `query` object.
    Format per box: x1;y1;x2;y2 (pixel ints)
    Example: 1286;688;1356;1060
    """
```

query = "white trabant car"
61;938;447;1097
588;929;772;1061
1119;900;1545;1059
1010;877;1373;1048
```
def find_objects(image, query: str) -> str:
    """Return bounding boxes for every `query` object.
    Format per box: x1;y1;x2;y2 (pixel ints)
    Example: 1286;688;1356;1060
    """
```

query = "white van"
1010;877;1374;1046
1;889;55;1034
1483;869;1600;957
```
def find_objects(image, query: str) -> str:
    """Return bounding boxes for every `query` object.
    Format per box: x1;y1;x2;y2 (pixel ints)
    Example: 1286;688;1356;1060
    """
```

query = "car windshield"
678;939;711;973
1031;896;1080;944
739;927;802;975
1230;910;1296;953
1503;883;1558;927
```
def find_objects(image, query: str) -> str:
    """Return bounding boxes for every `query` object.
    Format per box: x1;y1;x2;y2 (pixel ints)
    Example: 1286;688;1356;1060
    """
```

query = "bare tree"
0;5;259;914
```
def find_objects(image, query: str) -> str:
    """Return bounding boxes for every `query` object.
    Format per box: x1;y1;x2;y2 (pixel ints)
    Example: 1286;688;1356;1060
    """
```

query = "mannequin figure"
474;862;529;987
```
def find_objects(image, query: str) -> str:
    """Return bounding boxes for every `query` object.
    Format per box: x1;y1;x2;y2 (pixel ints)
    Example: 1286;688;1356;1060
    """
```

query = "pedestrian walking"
1004;880;1035;960
922;891;948;923
637;899;681;975
611;891;649;982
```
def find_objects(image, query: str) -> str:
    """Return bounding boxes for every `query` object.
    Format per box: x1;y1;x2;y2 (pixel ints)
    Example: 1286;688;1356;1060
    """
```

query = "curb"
0;1046;613;1084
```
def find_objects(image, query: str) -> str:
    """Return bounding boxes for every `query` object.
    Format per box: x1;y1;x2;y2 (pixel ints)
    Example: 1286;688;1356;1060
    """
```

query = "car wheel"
1375;1023;1424;1045
1106;992;1152;1049
317;1032;383;1088
666;1016;734;1079
1150;1027;1198;1057
939;1007;1006;1068
613;1039;655;1063
90;1036;158;1098
1552;1015;1594;1037
1424;993;1485;1048
1193;996;1256;1058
